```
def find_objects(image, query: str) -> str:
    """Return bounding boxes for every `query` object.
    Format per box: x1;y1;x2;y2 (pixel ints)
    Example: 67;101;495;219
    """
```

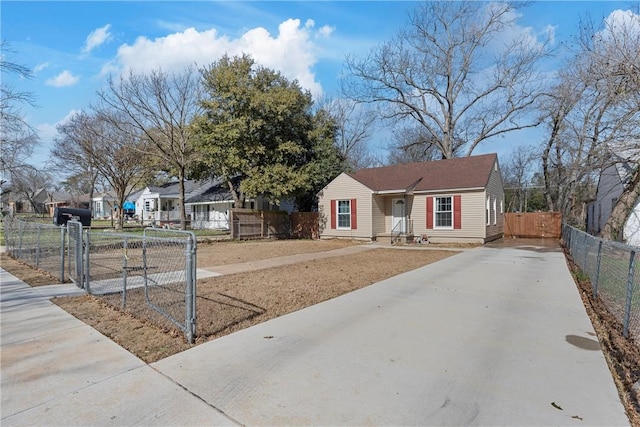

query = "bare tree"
1;41;40;196
502;145;540;212
386;126;442;164
97;66;201;230
320;97;377;170
54;111;151;229
342;2;551;159
9;165;51;214
52;111;101;204
540;11;640;229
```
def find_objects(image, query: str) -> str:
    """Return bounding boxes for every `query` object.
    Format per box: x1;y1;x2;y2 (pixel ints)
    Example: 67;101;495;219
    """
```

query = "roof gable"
348;153;498;192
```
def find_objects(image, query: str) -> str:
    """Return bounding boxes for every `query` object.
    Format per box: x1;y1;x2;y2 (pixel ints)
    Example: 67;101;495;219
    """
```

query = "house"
91;191;118;219
130;181;198;225
318;153;504;244
586;154;640;247
44;191;90;216
185;177;279;230
127;177;278;228
4;188;49;215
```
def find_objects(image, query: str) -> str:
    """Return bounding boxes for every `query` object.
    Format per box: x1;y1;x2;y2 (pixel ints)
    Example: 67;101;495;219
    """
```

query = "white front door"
392;198;406;233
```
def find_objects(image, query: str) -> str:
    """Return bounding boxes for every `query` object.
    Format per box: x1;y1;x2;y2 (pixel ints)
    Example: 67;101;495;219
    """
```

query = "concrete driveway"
153;240;629;426
1;239;630;426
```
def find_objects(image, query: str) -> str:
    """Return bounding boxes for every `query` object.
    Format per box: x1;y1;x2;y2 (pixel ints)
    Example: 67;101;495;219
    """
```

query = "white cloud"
102;18;327;97
46;70;80;87
37;109;81;141
36;122;58;144
487;6;550;52
82;24;112;53
33;62;49;74
600;9;640;39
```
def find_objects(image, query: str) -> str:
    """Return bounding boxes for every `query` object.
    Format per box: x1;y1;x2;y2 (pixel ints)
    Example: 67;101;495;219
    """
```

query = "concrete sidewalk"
1;240;631;426
0;269;238;426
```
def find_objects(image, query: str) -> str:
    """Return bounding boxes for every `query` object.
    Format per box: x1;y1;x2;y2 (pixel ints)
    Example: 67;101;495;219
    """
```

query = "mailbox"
53;207;92;227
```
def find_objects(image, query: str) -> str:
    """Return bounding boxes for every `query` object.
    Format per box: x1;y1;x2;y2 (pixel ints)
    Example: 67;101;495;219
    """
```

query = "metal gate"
63;223;197;343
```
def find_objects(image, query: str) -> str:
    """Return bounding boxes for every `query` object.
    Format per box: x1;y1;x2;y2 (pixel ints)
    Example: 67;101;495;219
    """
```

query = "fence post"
623;250;636;338
122;237;128;309
35;225;41;268
582;232;589;270
83;230;91;293
593;240;603;299
60;226;66;283
185;234;196;343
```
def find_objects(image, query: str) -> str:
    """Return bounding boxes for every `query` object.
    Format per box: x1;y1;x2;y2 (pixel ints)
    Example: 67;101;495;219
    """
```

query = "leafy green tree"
192;54;345;209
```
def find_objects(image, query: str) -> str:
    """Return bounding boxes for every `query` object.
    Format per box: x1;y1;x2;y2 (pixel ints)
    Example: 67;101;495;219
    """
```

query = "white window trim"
434;196;454;230
486;196;490;226
493;197;497;225
337;199;351;230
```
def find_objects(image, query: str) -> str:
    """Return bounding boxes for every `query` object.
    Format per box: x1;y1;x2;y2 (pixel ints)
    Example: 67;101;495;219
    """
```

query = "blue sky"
1;1;636;170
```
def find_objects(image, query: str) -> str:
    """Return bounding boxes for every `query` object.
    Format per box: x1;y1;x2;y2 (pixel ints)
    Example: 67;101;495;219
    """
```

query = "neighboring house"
318;153;505;244
5;188;49;215
44;191;90;216
587;155;640;247
128;178;277;228
131;181;196;225
185;177;279;230
91;191;118;219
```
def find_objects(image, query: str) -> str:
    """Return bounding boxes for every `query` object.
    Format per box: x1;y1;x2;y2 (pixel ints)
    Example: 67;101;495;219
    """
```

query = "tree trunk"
601;166;640;241
541;141;556;211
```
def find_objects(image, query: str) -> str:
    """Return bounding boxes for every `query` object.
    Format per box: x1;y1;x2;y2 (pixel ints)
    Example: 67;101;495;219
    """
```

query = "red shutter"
454;195;462;229
330;200;336;229
350;199;357;230
426;197;433;229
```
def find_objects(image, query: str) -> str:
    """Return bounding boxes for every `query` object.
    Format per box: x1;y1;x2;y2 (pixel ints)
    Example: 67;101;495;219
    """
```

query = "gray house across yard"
586;152;640;247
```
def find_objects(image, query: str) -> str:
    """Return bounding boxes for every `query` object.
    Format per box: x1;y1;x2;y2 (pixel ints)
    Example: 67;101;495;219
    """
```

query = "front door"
392;198;406;233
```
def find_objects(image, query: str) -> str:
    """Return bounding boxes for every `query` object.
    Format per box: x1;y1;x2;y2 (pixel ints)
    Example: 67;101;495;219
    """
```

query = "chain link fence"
83;227;197;342
3;215;66;282
3;216;197;343
563;224;639;344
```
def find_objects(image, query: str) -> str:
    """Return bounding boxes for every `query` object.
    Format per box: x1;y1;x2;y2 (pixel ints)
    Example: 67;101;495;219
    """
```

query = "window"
337;200;351;229
486;196;490;225
493;197;497;225
435;196;452;228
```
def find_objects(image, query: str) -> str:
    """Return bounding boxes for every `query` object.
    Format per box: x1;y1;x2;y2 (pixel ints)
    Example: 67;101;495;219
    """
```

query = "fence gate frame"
142;227;197;343
67;220;86;289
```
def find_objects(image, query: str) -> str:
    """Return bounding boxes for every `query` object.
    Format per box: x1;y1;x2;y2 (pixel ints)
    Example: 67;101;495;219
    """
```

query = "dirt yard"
0;240;456;363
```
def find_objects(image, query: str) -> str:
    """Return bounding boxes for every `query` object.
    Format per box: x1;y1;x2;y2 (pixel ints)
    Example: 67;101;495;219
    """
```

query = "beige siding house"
318;153;504;244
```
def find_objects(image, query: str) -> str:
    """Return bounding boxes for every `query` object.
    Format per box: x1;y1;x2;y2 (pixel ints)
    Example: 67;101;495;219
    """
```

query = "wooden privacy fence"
230;208;290;239
504;212;562;238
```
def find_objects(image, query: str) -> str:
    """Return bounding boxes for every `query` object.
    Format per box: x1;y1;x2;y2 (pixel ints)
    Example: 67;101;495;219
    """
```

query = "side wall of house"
485;161;505;242
623;199;640;247
593;164;624;235
318;173;373;240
